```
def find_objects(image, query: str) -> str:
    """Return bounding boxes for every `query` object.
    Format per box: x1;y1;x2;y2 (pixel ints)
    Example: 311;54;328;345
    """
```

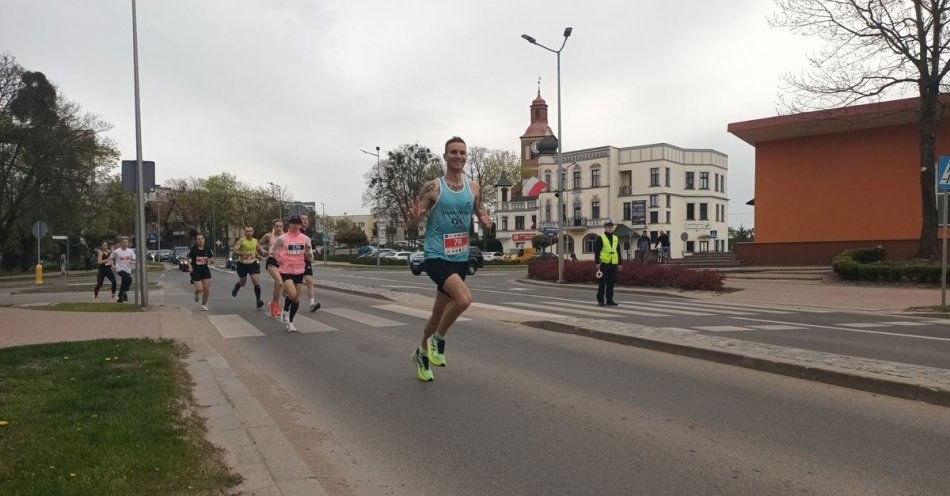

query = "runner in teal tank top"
406;136;493;382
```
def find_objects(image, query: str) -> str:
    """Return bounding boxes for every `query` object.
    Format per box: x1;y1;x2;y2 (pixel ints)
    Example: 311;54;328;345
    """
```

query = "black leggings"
118;271;133;298
94;266;117;297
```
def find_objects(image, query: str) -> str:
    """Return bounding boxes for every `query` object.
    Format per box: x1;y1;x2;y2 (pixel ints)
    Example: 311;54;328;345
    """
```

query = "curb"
522;319;950;409
313;282;393;301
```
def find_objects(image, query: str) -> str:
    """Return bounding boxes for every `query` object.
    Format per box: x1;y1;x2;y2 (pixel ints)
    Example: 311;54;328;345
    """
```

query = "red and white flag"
522;176;548;197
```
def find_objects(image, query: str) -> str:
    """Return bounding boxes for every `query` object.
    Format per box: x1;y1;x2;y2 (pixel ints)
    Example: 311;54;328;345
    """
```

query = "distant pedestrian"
594;221;622;307
570;252;578;262
655;230;671;263
93;241;117;302
109;237;136;303
636;230;651;263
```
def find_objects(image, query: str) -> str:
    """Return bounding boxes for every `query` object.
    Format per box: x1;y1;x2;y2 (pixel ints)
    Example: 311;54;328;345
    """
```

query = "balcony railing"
498;200;538;212
619;185;632;195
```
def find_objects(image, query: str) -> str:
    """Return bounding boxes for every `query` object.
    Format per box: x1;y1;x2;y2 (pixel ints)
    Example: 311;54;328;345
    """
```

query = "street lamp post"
266;181;281;220
320;202;327;266
131;0;148;306
522;27;572;284
361;147;382;267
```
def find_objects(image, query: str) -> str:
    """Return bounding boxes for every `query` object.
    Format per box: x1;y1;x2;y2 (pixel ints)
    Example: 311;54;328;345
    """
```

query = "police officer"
594;220;622;306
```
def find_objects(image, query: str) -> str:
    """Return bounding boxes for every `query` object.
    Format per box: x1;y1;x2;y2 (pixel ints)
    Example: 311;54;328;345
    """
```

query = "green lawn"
23;303;143;313
0;339;240;495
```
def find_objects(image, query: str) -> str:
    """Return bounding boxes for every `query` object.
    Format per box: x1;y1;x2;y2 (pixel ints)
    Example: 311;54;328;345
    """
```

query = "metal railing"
619;185;632;195
498;201;539;212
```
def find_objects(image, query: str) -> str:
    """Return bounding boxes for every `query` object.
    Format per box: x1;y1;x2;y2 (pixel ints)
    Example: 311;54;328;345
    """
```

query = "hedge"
832;248;948;284
528;259;724;291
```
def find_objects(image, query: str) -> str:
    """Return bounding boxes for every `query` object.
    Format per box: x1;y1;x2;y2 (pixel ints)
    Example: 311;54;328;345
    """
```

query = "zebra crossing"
204;299;950;340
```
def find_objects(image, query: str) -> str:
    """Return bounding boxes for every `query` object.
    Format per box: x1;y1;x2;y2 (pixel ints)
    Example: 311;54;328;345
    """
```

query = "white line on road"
374;304;470;321
694;325;752;332
541;300;668;317
651;299;790;315
613;301;718;316
745;324;808;331
291;315;338;333
323;307;405;328
469;302;566;319
507;301;611;318
879;321;931;326
731;317;950;342
208;314;265;338
839;322;893;328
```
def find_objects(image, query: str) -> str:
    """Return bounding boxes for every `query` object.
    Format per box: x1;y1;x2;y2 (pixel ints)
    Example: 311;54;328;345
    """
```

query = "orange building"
728;97;949;265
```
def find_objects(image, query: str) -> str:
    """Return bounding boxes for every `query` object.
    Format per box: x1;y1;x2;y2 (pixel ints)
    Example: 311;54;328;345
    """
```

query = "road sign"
542;227;558;237
710;229;718;239
288;203;309;217
939;156;950;191
148;232;157;241
121;160;156;193
51;235;67;240
680;232;689;242
31;221;48;239
173;230;186;236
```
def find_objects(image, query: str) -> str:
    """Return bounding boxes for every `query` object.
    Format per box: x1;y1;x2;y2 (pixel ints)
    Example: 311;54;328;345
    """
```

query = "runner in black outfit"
187;234;215;311
93;241;117;302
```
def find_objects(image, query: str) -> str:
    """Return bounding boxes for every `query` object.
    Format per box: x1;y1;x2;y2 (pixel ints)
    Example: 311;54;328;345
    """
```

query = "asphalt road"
308;266;950;370
159;264;950;496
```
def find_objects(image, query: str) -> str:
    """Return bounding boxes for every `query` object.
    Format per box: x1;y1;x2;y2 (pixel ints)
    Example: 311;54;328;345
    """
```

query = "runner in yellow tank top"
231;226;267;309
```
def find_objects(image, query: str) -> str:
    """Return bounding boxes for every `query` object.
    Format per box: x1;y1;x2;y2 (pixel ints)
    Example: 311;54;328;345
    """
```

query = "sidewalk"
0;306;326;496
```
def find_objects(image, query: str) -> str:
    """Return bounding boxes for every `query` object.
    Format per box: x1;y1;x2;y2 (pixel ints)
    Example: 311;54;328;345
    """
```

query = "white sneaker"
111;294;117;302
93;296;99;302
201;305;208;312
280;311;289;323
286;322;298;332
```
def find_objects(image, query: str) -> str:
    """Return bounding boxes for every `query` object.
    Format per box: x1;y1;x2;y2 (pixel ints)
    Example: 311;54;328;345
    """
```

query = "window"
583;234;598;254
591;200;601;220
623;202;631;220
649;194;659;208
531;215;537;229
561;203;567;222
700;172;709;190
544;171;552;192
685;172;694;189
573;169;582;189
545;201;552;222
650;231;659;243
501;217;508;231
686;203;695;220
665;211;670;224
664;168;670;187
650;168;660;187
572;202;581;223
715;174;720;192
686;241;695;253
591;168;601;187
561;171;566;189
700;203;708;220
649;211;659;224
666;194;671;208
501;188;508;202
515;216;524;230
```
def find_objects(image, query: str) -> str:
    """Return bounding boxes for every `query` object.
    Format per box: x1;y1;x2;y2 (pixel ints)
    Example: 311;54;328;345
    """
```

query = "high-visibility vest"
599;233;619;264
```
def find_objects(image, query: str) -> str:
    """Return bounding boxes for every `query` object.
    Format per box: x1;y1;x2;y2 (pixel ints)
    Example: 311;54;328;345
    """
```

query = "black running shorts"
423;258;468;295
265;256;280;269
280;273;304;284
190;267;212;282
236;261;260;278
304;259;313;276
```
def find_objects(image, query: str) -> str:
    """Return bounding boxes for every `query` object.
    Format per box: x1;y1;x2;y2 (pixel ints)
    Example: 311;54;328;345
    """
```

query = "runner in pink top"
273;216;312;332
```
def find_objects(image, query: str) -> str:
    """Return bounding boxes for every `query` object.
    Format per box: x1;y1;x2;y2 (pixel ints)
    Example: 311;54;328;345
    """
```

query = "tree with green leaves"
532;234;555;253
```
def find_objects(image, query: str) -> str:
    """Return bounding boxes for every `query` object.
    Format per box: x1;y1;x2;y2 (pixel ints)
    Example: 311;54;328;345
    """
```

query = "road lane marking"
323;307;405;328
652;299;790;315
374;304;470;322
292;315;338;333
839;322;893;328
745;324;808;331
208;314;265;338
507;302;613;318
613;302;717;316
469;302;566;319
540;300;668;317
694;325;752;332
731;317;950;342
879;321;931;326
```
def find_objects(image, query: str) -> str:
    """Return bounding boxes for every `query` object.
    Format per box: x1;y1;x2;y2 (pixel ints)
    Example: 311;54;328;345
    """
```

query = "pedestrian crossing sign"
939;156;950;191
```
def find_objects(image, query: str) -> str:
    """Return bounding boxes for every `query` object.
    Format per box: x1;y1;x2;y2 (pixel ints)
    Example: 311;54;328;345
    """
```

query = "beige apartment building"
494;91;730;260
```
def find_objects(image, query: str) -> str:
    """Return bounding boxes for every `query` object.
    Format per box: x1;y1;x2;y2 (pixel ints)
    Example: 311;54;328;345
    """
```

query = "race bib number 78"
443;233;469;256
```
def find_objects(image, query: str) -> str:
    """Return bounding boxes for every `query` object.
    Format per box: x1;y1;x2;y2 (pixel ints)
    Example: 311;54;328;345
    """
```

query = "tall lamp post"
266;181;282;220
320;202;327;266
522;27;572;284
361;147;382;267
131;0;148;306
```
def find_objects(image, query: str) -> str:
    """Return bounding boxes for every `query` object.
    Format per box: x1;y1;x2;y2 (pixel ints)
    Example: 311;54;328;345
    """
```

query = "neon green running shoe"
412;349;433;382
427;335;446;367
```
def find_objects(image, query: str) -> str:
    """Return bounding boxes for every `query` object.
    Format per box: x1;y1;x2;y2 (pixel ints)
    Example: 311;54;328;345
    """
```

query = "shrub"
832;248;947;284
849;246;886;264
528;259;724;291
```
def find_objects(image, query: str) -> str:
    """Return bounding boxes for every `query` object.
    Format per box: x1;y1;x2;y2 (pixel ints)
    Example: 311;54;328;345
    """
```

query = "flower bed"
528;259;725;291
832;247;947;284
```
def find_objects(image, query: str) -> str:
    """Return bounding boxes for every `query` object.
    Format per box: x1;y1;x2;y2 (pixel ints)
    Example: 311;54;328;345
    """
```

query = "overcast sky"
2;0;819;227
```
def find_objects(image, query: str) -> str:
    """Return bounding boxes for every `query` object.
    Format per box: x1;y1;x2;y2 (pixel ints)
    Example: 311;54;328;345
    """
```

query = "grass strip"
0;338;240;495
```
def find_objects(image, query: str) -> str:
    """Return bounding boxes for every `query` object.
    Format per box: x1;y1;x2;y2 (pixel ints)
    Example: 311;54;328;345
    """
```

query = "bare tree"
364;143;443;240
773;0;950;258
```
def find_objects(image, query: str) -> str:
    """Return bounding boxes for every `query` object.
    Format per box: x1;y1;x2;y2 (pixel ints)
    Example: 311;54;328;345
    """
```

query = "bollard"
35;264;43;285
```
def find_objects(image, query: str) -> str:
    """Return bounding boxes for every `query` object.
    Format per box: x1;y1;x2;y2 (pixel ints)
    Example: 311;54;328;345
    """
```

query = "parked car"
225;253;239;270
174;246;191;271
410;247;484;276
357;245;374;255
483;251;504;262
386;251;413;261
531;251;557;260
156;249;174;261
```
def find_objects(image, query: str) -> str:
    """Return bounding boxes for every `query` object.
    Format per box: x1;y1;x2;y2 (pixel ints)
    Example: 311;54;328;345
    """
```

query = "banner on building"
630;200;646;227
512;232;539;242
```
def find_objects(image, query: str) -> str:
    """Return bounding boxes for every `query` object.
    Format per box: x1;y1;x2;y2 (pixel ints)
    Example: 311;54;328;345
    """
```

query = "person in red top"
273;216;312;332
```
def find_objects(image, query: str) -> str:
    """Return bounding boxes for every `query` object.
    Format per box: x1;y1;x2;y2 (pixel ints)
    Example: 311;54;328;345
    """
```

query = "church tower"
519;89;555;180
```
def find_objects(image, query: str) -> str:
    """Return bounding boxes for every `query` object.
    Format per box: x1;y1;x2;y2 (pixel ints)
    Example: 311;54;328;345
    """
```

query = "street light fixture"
522;26;572;283
320;202;327;266
266;181;282;219
130;0;148;306
361;147;382;267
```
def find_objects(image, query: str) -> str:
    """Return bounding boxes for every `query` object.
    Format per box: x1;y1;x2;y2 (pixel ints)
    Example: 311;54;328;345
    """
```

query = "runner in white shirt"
109;237;136;303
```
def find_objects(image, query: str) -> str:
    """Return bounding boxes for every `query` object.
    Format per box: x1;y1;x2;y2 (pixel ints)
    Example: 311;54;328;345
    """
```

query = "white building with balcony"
493;91;730;259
